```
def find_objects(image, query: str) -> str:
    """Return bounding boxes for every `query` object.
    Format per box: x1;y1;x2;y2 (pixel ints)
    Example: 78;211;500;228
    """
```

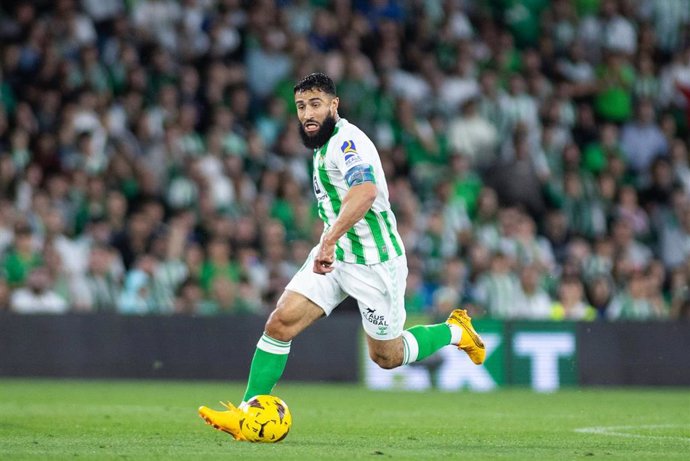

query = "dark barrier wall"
577;322;690;386
0;312;361;381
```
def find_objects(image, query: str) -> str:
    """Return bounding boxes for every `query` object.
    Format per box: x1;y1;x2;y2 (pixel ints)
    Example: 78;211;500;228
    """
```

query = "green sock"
242;333;291;402
401;324;452;364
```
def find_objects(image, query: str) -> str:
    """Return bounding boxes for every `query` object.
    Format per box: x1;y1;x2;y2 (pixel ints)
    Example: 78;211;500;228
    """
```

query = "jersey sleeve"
331;134;376;187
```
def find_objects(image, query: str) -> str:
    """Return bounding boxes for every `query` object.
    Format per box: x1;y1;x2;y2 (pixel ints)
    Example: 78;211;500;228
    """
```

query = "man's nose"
303;107;316;120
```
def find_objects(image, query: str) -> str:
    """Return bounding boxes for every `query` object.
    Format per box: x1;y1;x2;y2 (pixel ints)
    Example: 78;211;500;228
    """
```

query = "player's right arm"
314;180;377;274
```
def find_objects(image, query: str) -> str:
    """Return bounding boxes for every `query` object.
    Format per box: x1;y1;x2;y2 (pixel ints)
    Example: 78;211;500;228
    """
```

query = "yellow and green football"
240;395;292;443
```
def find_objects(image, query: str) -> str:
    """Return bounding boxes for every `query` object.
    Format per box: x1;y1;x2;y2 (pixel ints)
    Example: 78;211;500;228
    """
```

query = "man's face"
89;247;110;274
294;89;338;149
638;102;655;124
560;281;583;304
27;268;50;293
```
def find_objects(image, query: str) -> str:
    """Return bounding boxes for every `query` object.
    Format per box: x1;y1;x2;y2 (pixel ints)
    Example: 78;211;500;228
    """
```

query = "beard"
298;114;337;150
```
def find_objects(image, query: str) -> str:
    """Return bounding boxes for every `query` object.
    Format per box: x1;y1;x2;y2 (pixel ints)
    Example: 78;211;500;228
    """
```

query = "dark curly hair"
293;72;336;95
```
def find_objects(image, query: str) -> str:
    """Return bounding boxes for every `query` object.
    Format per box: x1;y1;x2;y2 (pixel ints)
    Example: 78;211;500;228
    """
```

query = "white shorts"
285;246;408;340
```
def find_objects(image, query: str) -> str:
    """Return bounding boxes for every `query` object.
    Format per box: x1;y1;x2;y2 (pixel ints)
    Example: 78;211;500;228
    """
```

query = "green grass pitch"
1;379;688;460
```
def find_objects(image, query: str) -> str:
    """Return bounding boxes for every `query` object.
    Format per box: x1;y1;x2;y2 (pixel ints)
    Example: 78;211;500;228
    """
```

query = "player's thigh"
265;290;326;341
270;246;348;340
337;255;408;340
283;245;347;316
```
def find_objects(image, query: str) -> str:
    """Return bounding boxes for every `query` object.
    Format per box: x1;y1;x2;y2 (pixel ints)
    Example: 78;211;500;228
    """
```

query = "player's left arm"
314;162;377;274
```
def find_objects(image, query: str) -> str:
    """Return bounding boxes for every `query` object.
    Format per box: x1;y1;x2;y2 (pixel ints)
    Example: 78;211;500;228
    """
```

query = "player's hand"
314;240;335;275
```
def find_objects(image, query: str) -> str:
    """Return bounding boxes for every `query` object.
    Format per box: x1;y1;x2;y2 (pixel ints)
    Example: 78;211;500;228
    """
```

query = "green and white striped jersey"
312;118;405;265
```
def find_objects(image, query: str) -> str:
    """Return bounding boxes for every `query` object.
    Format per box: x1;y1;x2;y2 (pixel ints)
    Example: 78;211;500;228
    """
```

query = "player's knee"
265;308;296;342
265;313;292;341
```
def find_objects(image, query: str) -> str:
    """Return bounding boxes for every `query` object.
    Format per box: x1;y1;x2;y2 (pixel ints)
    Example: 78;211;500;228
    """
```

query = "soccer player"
199;73;485;440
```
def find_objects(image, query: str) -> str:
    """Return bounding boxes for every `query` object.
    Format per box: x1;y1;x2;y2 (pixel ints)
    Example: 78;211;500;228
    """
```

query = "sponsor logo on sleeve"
341;140;362;166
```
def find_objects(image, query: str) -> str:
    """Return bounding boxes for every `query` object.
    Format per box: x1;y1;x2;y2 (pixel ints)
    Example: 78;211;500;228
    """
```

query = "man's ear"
331;96;339;115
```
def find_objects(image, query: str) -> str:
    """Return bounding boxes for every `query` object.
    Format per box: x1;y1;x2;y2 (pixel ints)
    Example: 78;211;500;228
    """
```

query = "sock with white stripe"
242;333;291;402
401;324;453;365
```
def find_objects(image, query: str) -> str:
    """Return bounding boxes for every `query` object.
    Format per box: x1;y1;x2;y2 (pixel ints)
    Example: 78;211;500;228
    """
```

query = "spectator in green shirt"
582;123;624;175
200;238;241;294
594;52;635;123
499;0;550;49
450;153;483;218
393;101;449;199
2;224;43;287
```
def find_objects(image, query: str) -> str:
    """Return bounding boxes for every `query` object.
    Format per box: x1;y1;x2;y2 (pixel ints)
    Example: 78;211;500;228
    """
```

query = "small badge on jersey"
341;140;362;167
313;174;327;201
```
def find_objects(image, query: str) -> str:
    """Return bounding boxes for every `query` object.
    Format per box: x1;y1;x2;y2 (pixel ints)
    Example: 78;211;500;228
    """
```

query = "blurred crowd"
1;0;690;321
